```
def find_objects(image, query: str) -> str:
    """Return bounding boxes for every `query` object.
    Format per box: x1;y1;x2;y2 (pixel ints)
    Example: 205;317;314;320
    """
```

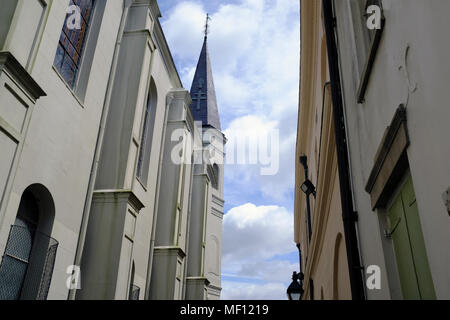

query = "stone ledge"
0;51;46;101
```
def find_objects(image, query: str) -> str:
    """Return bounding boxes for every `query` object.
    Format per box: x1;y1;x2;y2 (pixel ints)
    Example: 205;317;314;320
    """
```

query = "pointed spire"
189;15;221;131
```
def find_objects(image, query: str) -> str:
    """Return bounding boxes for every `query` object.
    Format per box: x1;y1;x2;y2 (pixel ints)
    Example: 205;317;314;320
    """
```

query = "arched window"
0;184;57;300
128;261;140;300
137;78;158;185
206;235;220;277
333;233;344;300
211;164;219;190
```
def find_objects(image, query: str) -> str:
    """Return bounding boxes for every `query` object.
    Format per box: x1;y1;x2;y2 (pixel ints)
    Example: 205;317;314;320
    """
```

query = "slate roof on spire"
189;36;221;131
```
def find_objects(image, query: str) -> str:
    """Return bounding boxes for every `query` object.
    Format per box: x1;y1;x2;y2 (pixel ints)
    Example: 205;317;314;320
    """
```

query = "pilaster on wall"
77;190;144;300
185;277;210;300
187;174;209;277
94;1;156;191
150;89;193;300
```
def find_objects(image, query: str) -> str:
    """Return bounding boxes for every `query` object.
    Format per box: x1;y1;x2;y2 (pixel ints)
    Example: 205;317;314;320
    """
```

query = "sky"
159;0;300;300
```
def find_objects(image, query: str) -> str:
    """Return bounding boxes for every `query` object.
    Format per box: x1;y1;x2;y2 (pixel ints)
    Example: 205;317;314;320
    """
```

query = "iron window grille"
129;285;140;301
0;225;59;300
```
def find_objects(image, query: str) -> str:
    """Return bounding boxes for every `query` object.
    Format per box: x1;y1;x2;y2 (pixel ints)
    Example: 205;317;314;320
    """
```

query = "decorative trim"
186;277;210;286
212;194;224;207
149;0;162;19
357;1;385;103
153;246;186;259
153;15;182;89
365;105;409;209
211;207;223;219
0;51;46;101
207;284;222;292
92;189;145;212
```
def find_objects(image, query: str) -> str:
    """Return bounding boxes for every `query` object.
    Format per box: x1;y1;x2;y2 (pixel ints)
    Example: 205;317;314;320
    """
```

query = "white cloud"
224;115;296;201
222;281;288;300
221;203;297;299
223;203;294;264
162;2;206;62
235;260;298;283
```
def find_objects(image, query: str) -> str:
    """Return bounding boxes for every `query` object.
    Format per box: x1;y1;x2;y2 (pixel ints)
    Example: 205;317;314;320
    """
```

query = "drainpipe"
296;243;305;299
68;0;133;300
322;0;366;300
300;156;313;242
296;243;302;274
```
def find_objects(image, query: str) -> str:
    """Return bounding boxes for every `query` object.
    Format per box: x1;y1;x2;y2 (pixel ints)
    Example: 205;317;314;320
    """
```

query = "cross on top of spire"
189;13;221;131
204;13;211;39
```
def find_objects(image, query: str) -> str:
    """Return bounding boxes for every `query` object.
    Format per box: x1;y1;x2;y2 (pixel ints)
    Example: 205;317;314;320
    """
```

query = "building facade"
296;0;450;300
294;0;352;300
0;0;224;300
329;0;450;300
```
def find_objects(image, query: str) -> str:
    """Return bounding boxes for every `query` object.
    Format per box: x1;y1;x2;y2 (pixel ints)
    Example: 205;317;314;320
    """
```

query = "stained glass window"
53;0;95;88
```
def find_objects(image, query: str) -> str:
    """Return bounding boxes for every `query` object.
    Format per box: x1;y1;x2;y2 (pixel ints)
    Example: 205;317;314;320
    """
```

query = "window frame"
356;0;385;103
53;0;97;92
136;79;158;186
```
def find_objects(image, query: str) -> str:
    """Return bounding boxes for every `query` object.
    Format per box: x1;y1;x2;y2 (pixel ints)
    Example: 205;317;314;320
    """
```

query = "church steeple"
189;14;221;131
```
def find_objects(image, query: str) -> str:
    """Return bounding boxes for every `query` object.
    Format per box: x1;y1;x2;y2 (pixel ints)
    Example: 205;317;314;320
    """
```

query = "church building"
0;0;224;300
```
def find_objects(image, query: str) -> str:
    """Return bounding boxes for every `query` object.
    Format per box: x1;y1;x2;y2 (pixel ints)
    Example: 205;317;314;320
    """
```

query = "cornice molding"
186;277;210;286
212;194;225;207
365;105;409;209
92;189;145;211
153;246;186;259
0;51;46;101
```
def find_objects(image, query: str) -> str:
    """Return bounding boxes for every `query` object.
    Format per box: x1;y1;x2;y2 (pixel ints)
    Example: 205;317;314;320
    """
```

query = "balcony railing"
0;225;58;300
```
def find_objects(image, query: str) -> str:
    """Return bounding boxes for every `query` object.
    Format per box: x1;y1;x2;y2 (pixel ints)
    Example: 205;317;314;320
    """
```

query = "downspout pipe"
296;243;305;299
296;243;302;274
300;156;313;242
68;0;133;300
322;0;366;300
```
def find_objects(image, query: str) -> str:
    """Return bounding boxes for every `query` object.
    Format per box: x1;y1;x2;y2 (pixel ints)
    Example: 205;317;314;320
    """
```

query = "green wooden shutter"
401;177;436;299
388;176;436;300
389;192;420;299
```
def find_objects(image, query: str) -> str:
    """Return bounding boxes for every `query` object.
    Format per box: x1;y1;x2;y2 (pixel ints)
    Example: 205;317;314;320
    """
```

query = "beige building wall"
294;0;351;300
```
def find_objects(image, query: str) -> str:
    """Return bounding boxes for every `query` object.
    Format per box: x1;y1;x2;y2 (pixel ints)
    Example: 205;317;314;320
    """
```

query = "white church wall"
0;0;123;299
0;0;224;301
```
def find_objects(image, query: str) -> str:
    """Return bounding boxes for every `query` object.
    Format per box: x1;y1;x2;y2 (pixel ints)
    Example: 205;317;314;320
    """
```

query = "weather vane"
204;13;211;39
